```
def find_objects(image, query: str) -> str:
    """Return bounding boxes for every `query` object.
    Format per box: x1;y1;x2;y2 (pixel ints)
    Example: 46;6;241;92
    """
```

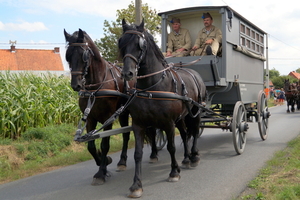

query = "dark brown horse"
283;79;298;112
118;19;207;198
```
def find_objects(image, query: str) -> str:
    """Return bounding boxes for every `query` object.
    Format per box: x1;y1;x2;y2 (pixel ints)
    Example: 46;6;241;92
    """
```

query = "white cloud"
0;21;48;32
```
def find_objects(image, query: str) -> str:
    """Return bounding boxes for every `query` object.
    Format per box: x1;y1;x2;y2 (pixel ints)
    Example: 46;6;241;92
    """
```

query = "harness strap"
79;89;129;99
74;94;96;141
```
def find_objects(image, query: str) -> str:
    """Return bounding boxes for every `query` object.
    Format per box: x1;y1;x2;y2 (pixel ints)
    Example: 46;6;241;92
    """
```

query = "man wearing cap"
165;18;192;57
191;12;222;56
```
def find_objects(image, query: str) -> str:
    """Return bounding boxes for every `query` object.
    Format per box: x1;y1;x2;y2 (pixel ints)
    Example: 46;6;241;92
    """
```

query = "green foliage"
0;72;81;139
271;75;298;89
266;68;280;79
95;1;161;62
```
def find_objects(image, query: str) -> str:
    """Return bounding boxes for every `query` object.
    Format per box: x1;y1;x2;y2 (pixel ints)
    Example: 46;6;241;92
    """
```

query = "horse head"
284;79;291;92
64;28;99;91
118;19;147;81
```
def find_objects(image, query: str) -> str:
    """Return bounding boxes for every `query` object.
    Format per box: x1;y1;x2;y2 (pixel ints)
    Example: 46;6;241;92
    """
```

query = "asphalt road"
0;104;299;200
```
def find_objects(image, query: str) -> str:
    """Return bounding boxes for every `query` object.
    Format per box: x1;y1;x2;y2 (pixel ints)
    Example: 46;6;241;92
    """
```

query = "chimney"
10;45;16;53
54;47;59;53
9;40;17;53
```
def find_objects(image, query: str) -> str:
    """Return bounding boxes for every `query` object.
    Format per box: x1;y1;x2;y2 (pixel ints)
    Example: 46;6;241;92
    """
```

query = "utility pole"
135;0;142;24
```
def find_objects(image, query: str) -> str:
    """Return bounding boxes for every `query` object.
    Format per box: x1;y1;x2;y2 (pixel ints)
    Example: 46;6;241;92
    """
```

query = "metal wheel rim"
232;101;247;155
257;91;269;140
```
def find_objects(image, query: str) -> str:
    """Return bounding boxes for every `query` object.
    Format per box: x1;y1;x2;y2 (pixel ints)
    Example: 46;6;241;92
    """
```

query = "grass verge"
0;123;135;184
235;135;300;200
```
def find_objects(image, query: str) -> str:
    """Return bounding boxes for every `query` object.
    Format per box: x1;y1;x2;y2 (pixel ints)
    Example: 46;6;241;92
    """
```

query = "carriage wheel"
257;90;270;140
155;129;167;151
232;101;248;155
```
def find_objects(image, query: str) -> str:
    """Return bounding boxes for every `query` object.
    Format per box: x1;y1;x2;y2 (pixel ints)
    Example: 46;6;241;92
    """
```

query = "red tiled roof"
288;71;300;80
0;47;64;71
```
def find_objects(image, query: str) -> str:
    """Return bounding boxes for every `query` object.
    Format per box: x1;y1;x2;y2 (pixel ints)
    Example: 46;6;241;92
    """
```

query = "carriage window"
251;42;255;50
240;22;265;54
241;37;245;46
246;27;250;36
260;35;264;43
246;40;250;48
256;33;259;41
251;30;255;39
240;24;245;33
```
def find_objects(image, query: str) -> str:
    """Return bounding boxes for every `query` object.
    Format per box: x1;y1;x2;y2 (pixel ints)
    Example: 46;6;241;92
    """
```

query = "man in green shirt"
191;12;222;56
165;18;192;57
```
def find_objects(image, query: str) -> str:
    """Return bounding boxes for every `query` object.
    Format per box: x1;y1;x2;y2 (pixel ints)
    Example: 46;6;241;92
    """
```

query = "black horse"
118;19;207;198
283;79;298;112
64;29;160;185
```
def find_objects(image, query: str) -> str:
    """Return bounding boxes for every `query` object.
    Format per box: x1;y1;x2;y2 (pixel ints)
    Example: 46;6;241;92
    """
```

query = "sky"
1;0;300;75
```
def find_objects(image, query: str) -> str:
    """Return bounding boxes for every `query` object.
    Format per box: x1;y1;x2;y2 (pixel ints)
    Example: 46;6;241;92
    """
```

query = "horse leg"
165;125;181;182
116;112;130;172
86;120;108;185
147;127;158;163
176;120;190;168
128;125;144;198
185;112;201;167
286;99;290;113
91;124;113;185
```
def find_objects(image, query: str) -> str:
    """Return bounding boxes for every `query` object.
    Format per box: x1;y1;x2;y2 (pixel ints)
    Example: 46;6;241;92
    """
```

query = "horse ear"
64;29;71;42
122;18;129;32
78;28;84;43
137;18;145;32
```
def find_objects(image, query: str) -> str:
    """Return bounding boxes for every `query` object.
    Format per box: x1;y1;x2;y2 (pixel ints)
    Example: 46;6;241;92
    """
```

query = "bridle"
69;42;97;89
122;30;147;72
69;42;94;81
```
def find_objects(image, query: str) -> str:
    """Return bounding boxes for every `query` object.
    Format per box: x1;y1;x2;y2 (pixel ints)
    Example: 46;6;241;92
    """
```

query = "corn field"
0;71;81;139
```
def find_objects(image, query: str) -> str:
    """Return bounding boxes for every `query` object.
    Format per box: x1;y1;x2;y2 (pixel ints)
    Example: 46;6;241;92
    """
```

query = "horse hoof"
181;159;190;169
128;188;143;198
91;178;105;185
116;165;127;172
168;175;180;182
149;157;158;163
190;160;200;168
181;163;190;169
190;157;200;167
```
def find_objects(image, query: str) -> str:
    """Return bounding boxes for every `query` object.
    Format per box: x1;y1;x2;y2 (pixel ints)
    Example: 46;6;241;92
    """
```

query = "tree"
95;1;161;62
268;68;280;79
296;68;300;74
272;75;298;89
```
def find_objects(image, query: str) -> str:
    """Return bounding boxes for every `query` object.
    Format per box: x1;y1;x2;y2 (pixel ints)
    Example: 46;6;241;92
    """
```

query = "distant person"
191;12;222;56
164;18;192;57
278;88;285;105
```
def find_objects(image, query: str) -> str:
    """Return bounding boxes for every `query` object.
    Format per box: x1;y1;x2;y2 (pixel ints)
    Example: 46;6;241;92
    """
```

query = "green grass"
0;123;135;184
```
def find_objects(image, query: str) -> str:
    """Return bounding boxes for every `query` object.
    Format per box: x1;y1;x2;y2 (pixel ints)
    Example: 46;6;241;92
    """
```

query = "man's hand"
175;48;185;53
191;46;198;50
205;39;214;45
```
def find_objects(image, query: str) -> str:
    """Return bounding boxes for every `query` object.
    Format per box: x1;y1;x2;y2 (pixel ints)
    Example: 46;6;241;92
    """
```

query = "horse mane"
143;30;168;67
